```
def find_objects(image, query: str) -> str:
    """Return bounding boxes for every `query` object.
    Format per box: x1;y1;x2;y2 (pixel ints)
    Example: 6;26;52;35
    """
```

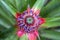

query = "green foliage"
0;0;60;40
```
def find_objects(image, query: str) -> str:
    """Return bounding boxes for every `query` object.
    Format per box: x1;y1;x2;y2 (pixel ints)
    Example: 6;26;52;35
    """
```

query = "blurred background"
0;0;60;40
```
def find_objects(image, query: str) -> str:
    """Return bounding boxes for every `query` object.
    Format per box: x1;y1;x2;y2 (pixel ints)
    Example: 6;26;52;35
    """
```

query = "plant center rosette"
16;6;46;40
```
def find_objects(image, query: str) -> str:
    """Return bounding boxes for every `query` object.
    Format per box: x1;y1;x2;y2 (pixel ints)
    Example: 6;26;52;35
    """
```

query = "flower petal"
27;5;30;13
32;8;40;15
39;18;46;24
17;30;24;37
27;33;37;40
34;30;39;37
34;9;40;15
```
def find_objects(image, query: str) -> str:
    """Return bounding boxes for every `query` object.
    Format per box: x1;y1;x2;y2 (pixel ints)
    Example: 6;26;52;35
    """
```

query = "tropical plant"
0;0;60;40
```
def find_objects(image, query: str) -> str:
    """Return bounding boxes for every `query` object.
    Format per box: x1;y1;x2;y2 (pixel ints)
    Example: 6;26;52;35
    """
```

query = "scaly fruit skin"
16;6;45;40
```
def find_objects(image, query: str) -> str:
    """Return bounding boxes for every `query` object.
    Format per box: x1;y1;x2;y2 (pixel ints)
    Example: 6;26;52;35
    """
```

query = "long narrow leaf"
0;0;16;16
41;17;60;28
40;30;60;40
32;0;47;11
0;8;15;25
47;7;60;17
40;0;60;17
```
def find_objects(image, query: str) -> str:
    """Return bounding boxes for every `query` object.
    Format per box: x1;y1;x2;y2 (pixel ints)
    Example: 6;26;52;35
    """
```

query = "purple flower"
16;6;46;40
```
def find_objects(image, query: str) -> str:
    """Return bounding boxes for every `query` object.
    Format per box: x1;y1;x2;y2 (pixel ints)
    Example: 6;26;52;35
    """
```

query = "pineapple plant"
0;0;60;40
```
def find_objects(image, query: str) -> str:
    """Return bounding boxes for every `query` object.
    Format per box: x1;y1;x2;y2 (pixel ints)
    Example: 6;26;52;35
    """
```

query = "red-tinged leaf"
15;12;21;18
27;33;37;40
39;18;46;24
17;30;24;37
